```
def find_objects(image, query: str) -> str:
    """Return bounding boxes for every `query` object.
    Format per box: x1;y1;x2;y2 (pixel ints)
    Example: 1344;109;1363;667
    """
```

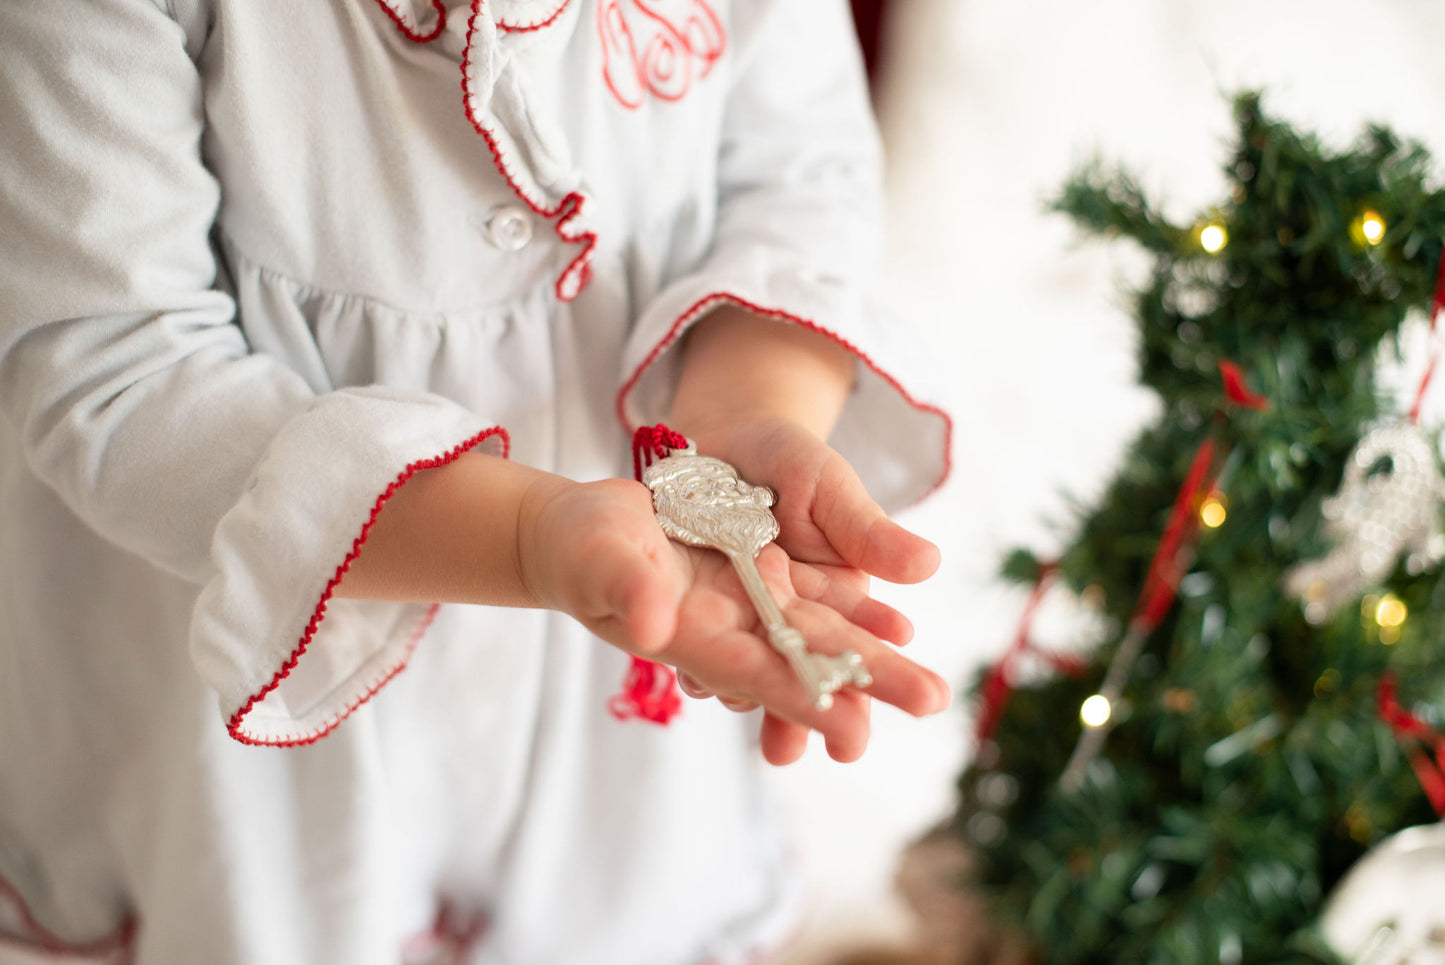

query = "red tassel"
608;424;689;726
608;656;684;724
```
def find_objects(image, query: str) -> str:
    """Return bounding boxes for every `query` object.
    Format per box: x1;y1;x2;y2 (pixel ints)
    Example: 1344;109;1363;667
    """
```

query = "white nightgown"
0;0;950;961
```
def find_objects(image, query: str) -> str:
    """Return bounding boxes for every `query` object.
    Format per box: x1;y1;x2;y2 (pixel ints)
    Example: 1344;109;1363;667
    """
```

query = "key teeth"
807;650;872;707
843;650;873;688
766;631;872;709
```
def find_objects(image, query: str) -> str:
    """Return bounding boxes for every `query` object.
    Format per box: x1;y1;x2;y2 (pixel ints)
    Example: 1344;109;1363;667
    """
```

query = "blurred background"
767;2;1445;961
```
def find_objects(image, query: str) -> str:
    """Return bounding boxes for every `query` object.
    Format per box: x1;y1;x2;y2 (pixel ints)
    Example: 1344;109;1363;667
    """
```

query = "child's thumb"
604;543;681;656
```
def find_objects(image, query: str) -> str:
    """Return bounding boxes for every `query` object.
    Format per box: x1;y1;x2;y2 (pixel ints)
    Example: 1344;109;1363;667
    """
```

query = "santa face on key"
643;454;779;558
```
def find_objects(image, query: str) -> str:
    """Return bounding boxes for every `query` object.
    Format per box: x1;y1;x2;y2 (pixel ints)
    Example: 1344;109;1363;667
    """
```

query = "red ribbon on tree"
1408;245;1445;424
974;563;1087;746
980;359;1268;760
1130;360;1272;634
1378;673;1445;816
608;424;688;725
1131;434;1220;632
1218;359;1271;411
1373;245;1445;809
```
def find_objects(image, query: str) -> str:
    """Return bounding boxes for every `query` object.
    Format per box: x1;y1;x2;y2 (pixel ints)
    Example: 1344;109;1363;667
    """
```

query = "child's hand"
657;416;950;764
520;475;949;764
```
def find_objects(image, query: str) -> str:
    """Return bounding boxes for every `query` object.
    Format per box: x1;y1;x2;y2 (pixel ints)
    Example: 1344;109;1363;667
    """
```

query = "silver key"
643;445;872;710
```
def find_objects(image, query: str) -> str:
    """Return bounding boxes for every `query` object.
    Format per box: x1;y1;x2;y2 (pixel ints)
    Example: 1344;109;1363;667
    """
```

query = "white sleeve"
0;0;505;745
616;0;951;510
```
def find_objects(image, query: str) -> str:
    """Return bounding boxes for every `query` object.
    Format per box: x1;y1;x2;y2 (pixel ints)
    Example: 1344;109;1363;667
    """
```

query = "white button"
485;206;533;251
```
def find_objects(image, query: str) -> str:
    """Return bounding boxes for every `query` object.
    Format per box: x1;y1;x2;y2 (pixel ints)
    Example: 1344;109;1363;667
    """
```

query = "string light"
1361;210;1386;245
1080;694;1112;728
1363;593;1407;644
1375;594;1407;627
1199;492;1228;528
1344;803;1374;844
1375;593;1407;644
1199;222;1228;253
1314;668;1341;698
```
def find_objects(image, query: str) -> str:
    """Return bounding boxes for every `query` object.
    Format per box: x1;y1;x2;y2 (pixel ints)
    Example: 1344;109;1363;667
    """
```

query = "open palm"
527;469;948;764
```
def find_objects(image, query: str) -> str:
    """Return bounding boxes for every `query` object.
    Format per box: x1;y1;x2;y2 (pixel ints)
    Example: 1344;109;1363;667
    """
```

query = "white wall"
771;2;1445;960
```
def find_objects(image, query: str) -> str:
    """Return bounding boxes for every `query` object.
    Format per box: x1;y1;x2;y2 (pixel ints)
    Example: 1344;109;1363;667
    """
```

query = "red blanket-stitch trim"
370;0;448;42
459;0;598;302
369;0;568;40
368;0;597;299
496;0;572;32
0;873;135;961
615;293;954;503
226;426;509;747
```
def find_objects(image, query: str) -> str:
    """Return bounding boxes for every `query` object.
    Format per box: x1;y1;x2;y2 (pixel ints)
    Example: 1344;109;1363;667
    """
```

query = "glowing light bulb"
1200;223;1228;253
1080;694;1112;728
1375;594;1407;628
1360;210;1385;245
1200;492;1227;528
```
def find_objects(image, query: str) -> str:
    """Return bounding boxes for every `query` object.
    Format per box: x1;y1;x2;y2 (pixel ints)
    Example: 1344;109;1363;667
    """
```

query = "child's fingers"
758;554;946;715
812;457;941;585
788;560;914;646
759;712;810;766
750;675;871;763
674;622;872;758
824;691;870;762
718;695;759;712
682;553;949;720
677;592;945;758
797;604;948;719
664;545;943;760
677;670;713;700
678;671;760;711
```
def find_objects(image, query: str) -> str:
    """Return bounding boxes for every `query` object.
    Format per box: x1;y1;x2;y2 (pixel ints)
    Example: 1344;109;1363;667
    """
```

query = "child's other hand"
520;475;949;764
689;417;942;586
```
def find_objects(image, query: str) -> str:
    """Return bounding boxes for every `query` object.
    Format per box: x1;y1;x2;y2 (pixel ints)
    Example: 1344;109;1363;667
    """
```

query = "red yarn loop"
631;423;690;482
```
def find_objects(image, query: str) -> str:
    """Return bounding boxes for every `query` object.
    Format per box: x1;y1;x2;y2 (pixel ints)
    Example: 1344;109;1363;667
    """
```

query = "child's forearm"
668;305;856;440
339;307;855;605
334;450;573;605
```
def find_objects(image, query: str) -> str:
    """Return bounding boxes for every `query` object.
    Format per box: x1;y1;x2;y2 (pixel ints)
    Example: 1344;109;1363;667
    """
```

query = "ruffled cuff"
616;261;951;512
188;386;507;746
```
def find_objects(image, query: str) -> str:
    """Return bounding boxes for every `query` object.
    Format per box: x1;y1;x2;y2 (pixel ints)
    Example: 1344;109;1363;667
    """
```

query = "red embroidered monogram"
598;0;726;108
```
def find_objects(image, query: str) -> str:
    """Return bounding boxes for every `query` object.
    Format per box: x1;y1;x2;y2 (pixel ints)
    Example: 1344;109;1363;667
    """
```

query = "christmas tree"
950;93;1445;963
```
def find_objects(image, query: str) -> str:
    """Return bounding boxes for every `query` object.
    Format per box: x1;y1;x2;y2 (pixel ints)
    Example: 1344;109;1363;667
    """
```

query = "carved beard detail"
598;0;727;109
645;456;779;557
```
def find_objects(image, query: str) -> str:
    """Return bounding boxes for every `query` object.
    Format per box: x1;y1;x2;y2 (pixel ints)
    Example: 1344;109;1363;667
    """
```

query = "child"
0;0;952;961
